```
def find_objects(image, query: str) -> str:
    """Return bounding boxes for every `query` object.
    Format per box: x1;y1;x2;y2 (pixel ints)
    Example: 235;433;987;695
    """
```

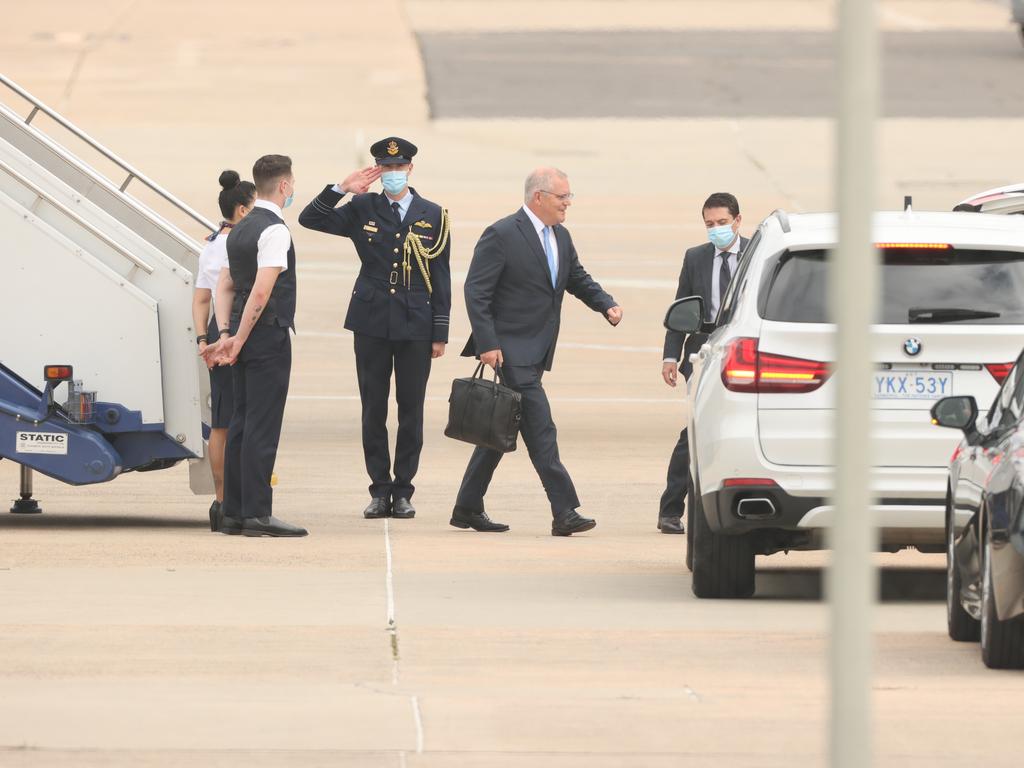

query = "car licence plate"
872;370;953;400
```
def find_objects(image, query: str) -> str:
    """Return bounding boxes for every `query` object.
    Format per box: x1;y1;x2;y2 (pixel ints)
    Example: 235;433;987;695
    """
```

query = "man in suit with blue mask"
299;137;451;521
659;192;748;534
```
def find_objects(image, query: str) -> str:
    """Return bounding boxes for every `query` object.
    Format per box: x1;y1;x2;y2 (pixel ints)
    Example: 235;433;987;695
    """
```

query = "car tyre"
946;497;979;642
690;473;756;599
980;528;1024;669
685;476;695;572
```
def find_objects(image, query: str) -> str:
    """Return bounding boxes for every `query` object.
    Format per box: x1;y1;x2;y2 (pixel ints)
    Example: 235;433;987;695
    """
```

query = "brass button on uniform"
392;262;398;268
395;233;401;239
393;248;399;254
389;288;396;295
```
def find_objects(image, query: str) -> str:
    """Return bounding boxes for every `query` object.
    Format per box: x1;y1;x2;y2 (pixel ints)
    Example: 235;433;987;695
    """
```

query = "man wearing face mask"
299;137;451;521
202;154;307;537
658;192;748;535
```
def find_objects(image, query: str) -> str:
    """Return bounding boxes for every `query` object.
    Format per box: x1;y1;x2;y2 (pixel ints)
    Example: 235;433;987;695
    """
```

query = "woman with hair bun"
192;170;256;530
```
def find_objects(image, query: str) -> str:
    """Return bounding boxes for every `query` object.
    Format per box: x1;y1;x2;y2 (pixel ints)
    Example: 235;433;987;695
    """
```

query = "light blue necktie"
542;226;557;288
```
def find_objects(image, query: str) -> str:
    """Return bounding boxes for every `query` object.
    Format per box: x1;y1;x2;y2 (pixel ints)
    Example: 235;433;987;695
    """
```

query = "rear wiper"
908;307;1002;323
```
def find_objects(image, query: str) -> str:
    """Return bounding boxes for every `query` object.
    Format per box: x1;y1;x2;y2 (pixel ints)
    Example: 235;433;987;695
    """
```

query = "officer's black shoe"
218;513;244;536
363;498;392;519
392;498;416;519
449;506;509;532
552;509;597;537
658;515;685;534
208;500;221;532
241;516;308;537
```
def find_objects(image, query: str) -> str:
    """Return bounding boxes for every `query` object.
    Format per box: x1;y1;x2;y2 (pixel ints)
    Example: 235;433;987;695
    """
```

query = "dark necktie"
718;252;732;311
392;201;403;226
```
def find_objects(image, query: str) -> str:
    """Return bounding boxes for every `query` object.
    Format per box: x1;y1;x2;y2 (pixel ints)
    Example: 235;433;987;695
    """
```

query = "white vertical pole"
830;0;879;766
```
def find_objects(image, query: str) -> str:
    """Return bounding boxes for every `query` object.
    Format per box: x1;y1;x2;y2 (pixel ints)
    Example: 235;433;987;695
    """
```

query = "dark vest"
226;205;296;330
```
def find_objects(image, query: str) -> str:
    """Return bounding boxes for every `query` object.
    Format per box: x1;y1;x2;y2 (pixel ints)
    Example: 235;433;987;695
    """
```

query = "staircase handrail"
0;73;217;235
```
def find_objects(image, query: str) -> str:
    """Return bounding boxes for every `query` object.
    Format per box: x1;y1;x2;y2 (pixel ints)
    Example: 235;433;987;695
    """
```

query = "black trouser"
354;334;433;501
659;427;691;519
456;363;580;516
223;324;291;520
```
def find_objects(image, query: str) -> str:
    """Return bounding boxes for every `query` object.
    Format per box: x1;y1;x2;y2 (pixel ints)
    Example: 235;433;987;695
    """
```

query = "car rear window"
761;248;1024;324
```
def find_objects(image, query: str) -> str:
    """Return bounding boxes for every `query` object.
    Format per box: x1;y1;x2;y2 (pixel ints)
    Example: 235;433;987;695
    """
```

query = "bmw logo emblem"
903;338;922;357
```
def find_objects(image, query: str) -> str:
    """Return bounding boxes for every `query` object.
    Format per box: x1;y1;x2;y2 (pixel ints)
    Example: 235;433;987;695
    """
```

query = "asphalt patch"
418;30;1024;118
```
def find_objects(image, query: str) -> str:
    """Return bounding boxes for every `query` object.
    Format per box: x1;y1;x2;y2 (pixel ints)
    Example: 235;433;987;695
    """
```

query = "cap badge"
386;140;400;156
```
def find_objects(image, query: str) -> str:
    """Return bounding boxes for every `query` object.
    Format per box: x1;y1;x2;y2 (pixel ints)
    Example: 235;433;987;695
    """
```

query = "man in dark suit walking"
453;167;623;536
659;192;748;534
298;137;451;521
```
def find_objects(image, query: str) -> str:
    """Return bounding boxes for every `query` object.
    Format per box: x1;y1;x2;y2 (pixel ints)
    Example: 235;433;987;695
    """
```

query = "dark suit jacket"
461;209;616;370
298;186;451;343
663;237;749;376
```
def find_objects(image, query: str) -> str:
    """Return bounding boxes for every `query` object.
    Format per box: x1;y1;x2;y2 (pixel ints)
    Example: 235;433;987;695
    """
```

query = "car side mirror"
931;395;979;436
664;296;706;334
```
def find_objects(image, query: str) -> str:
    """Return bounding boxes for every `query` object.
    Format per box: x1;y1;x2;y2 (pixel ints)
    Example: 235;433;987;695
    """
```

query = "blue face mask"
707;224;736;250
283;193;294;209
381;170;408;196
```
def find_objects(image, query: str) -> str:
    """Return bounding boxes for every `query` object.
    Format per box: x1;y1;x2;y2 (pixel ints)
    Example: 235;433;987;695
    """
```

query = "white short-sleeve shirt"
196;233;228;291
253;199;291;270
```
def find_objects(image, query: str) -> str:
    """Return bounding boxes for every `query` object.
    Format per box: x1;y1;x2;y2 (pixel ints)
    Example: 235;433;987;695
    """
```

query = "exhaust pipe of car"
736;497;777;520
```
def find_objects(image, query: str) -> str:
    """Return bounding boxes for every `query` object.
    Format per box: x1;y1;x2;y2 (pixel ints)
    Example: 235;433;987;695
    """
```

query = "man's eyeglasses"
540;190;575;202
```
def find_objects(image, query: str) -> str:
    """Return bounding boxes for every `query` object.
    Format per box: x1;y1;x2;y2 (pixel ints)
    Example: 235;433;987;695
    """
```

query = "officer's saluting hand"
298;137;452;521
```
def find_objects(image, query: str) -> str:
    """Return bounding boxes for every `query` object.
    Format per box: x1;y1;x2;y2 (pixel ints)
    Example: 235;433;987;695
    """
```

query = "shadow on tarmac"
0;514;209;530
754;567;946;603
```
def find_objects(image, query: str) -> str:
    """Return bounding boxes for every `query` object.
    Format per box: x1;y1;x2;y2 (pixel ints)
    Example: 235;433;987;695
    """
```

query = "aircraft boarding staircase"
0;73;215;512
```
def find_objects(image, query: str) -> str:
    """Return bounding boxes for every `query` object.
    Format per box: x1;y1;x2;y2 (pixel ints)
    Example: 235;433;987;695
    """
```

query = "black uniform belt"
361;274;428;292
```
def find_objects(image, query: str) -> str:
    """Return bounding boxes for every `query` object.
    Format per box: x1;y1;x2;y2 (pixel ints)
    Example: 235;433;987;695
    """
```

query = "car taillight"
721;337;831;394
985;363;1014;384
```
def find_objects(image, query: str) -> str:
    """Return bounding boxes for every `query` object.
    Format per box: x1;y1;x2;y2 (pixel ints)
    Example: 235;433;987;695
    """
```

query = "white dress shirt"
709;237;741;319
664;235;741;364
253;199;290;271
521;205;558;271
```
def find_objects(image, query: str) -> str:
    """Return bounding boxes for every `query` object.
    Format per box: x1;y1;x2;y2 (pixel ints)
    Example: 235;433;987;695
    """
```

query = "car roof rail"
771;209;791;233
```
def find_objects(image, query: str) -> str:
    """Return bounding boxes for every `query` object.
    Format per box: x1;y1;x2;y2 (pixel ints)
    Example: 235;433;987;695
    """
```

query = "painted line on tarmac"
297;330;662;353
384;518;399;685
289;394;681;404
411;695;425;753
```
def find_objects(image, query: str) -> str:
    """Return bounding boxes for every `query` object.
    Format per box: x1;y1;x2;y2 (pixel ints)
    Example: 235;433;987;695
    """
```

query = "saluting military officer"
298;137;451;520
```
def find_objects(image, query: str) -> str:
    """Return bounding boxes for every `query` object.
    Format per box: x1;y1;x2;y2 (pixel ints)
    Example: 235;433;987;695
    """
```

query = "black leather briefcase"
444;363;523;453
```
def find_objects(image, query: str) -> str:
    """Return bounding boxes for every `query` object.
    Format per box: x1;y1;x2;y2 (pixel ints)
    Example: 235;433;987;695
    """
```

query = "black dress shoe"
552;509;597;537
658;515;685;534
241;516;308;537
218;513;243;536
208;500;221;532
449;506;509;532
392;498;416;519
363;498;392;519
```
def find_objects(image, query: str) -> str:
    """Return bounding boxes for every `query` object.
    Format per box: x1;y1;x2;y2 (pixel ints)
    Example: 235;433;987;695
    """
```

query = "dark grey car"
932;348;1024;668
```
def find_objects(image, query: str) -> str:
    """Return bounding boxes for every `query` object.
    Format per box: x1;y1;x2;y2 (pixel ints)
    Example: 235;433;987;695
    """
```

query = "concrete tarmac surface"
3;1;1024;766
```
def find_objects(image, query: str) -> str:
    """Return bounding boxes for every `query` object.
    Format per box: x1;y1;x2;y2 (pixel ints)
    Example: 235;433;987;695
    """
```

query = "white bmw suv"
665;209;1024;598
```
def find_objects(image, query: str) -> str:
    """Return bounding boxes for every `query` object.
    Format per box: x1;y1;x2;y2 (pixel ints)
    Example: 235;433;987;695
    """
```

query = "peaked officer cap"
371;136;418;166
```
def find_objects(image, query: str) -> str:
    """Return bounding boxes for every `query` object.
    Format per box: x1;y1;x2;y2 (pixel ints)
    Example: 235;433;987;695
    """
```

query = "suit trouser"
455;363;581;516
354;333;433;500
223;324;291;520
659;427;691;518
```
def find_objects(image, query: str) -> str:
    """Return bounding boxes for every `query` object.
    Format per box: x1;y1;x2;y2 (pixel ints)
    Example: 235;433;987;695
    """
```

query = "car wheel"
690;473;755;599
980;527;1024;669
946;497;979;642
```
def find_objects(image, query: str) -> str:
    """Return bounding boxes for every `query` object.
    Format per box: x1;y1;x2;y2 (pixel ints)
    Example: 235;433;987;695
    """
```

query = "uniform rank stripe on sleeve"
312;198;333;213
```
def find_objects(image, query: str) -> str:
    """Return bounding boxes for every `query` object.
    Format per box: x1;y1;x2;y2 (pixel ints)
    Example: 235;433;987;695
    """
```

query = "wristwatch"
196;334;206;345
